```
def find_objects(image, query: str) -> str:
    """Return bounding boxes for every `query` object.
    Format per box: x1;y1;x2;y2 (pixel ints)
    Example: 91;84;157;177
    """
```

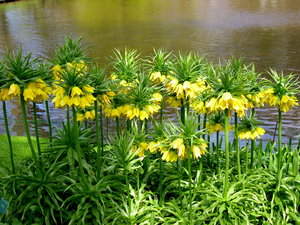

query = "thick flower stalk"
1;48;46;170
264;70;299;184
0;62;15;173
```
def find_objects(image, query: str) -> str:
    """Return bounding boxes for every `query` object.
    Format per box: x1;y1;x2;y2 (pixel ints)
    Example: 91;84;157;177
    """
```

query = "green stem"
186;97;190;115
234;113;241;181
207;132;211;167
20;94;40;168
177;160;183;209
160;99;164;124
250;140;255;169
277;108;282;183
187;145;192;222
95;101;101;180
216;131;220;173
116;117;120;136
100;106;104;158
2;101;15;173
158;158;163;205
202;114;207;139
66;106;71;136
197;114;201;131
125;172;131;222
126;119;131;131
224;109;230;198
250;108;255;169
45;101;52;143
245;140;249;174
144;119;148;134
33;102;42;159
72;106;88;189
180;99;185;125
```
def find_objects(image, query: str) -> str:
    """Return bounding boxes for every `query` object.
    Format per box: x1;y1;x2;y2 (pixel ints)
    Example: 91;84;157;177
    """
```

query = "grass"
0;135;47;176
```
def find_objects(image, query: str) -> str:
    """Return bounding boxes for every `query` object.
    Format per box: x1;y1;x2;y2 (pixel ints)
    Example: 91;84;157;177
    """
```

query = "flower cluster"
77;109;96;121
237;116;265;140
260;88;298;112
52;85;95;109
160;138;207;162
103;93;162;121
0;84;20;101
238;127;265;140
132;137;207;162
151;72;208;108
23;79;52;102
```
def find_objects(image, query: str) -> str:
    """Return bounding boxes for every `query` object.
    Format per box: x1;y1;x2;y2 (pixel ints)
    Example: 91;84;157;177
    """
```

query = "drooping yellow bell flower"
0;88;11;101
71;86;83;97
166;96;181;108
191;144;207;159
152;92;163;103
278;95;298;112
238;127;265;140
8;84;20;97
162;150;178;162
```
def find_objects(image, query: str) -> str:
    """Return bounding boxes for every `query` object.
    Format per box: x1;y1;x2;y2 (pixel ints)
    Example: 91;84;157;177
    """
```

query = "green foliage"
0;48;39;90
147;48;172;74
111;48;140;81
2;160;71;224
1;44;299;224
53;37;89;65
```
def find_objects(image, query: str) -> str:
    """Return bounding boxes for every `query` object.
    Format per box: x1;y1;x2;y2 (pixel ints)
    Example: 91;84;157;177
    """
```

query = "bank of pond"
0;37;299;224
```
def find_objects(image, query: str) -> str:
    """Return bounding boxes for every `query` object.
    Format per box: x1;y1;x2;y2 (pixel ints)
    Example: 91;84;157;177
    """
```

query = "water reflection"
0;0;300;143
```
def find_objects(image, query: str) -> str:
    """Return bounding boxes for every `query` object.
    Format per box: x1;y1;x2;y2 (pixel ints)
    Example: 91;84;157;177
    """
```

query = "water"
0;0;300;143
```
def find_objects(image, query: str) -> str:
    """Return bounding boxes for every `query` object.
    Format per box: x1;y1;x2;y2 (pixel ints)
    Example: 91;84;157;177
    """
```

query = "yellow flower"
8;84;20;97
53;86;66;96
170;138;186;159
77;114;85;122
191;100;206;114
110;74;117;80
238;127;265;140
191;144;207;159
206;123;223;133
106;91;116;97
152;92;163;103
278;95;298;112
23;88;35;101
145;104;160;114
166;96;181;108
150;72;164;84
71;86;83;97
85;110;95;120
52;64;63;79
98;94;111;105
136;142;148;157
162;150;178;162
165;77;179;93
147;141;160;154
0;88;11;101
217;92;246;114
206;97;218;113
82;85;94;93
259;88;276;106
175;84;184;99
139;110;149;121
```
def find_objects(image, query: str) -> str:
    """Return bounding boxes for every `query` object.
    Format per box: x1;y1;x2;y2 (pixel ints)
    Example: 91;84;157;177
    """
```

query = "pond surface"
1;0;300;143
